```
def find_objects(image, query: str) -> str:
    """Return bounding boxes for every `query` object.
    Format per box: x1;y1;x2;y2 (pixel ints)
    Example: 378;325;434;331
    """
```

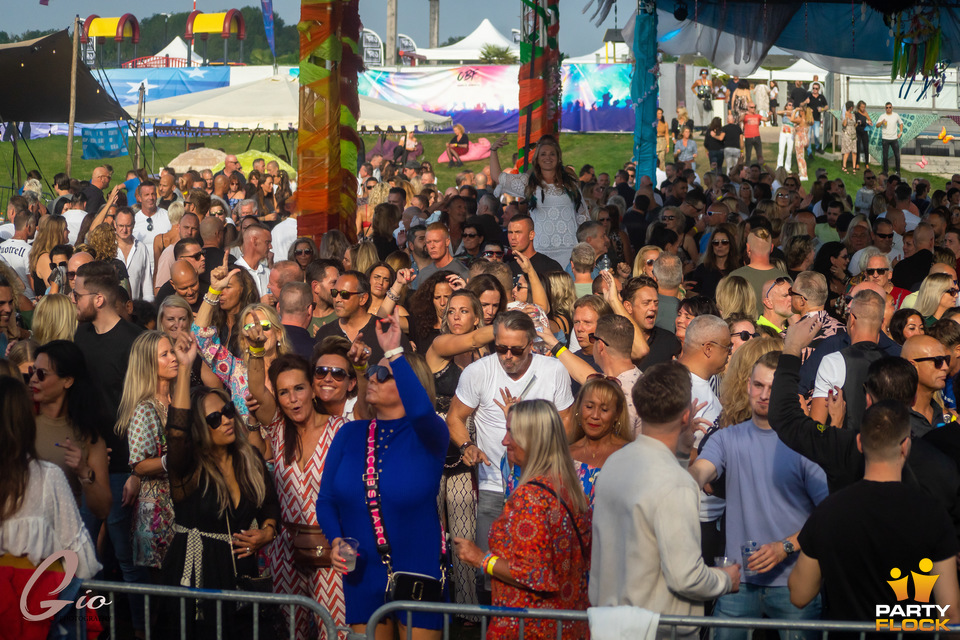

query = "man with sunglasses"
314;270;411;364
848;219;902;277
876;102;904;175
446;310;574;599
854;171;881;215
809;290;886;431
454;219;485;263
0;209;36;299
114;207;154;302
904;335;952;436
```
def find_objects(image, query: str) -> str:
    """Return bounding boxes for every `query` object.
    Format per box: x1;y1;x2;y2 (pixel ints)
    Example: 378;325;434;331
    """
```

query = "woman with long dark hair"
317;309;448;638
812;241;850;318
854;100;873;170
406;270;457;353
705;116;725;171
465;273;507;327
688;223;740;298
489;134;588;265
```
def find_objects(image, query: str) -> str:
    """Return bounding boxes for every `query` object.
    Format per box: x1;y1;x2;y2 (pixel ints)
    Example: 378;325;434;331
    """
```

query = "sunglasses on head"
314;365;348;381
731;330;758;341
205;401;237;429
764;276;792;299
243;320;272;332
865;268;889;276
330;289;361;299
914;355;951;369
494;342;529;357
295;249;314;256
365;364;394;383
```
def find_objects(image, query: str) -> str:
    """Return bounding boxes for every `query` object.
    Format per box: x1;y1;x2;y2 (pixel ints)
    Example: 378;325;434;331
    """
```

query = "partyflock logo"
875;558;950;631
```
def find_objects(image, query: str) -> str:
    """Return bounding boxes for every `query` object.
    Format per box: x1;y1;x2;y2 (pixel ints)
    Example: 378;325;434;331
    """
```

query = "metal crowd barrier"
365;601;913;640
77;579;341;640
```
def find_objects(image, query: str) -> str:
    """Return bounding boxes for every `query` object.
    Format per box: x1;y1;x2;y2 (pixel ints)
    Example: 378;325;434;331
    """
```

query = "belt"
173;523;231;587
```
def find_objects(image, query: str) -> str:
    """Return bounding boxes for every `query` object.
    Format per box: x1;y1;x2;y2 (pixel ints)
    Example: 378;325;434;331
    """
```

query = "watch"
459;441;474;455
782;539;796;555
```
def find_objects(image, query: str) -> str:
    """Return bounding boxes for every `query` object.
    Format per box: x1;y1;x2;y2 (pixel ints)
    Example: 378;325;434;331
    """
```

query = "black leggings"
856;129;870;166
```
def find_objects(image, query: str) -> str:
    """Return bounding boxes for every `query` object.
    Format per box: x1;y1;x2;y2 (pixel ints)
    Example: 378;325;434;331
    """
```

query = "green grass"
0;131;942;197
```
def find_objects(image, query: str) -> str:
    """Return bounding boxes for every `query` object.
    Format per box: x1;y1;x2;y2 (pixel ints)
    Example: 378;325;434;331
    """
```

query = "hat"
404;160;420;170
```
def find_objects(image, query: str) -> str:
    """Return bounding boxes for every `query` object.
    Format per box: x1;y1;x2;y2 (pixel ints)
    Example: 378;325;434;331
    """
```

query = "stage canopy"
0;30;127;123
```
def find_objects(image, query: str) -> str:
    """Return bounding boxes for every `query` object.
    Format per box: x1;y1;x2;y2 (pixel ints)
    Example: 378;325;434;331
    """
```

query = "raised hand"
490;134;509;151
210;251;239;292
492;387;519;418
347;339;372;368
375;306;402;353
243;310;268;348
174;331;198;367
395;268;415;287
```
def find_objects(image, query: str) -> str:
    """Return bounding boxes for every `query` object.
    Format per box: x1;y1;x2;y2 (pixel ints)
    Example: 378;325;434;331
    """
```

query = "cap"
404;160;420;170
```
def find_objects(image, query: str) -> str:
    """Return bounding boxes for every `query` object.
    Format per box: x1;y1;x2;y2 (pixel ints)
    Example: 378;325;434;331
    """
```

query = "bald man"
155;260;207;312
262;260;302;307
65;251;94;297
902;335;950;435
83;165;112;215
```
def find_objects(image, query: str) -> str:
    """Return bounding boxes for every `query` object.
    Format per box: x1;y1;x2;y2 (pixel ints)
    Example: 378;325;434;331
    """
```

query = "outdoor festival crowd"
6;120;960;640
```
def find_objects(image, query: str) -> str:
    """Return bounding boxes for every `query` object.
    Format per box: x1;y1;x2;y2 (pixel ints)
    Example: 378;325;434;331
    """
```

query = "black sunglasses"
295;249;314;256
49;261;67;270
764;276;792;298
712;239;730;246
914;355;951;369
314;365;348;381
28;367;48;382
875;232;894;239
146;218;154;232
483;250;504;257
864;268;889;276
205;401;237;429
330;289;361;299
788;289;807;301
731;330;758;341
494;342;529;357
365;364;395;383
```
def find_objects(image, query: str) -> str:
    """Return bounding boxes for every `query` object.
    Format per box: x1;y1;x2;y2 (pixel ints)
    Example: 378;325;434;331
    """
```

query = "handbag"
364;418;447;603
286;522;332;569
227;518;284;635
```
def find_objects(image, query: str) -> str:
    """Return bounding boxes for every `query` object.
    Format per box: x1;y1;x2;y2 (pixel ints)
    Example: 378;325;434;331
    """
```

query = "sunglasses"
483;250;504;257
331;289;361;299
365;364;395;383
764;276;792;299
314;365;348;381
731;330;758;341
705;340;733;352
875;232;894;239
243;320;272;332
205;401;237;429
865;176;876;181
776;193;790;199
210;210;225;216
712;239;730;246
494;342;530;357
461;232;479;238
587;333;610;346
295;249;314;256
662;215;676;221
181;251;202;262
914;355;951;369
587;373;621;386
49;261;67;270
949;288;960;296
788;289;807;301
598;217;611;223
29;367;50;382
146;218;154;232
864;268;889;276
646;259;656;265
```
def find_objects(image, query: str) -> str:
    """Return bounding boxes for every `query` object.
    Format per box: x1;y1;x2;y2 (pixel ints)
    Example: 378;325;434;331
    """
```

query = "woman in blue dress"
316;308;448;638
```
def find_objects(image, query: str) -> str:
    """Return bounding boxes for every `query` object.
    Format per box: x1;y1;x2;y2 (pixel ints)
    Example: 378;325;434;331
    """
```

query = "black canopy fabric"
0;29;127;124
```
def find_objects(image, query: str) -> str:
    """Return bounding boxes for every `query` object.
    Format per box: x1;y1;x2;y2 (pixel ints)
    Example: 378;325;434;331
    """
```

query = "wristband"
551;345;568;358
385;289;401;302
383;347;404;359
208;286;222;296
353;363;368;372
550;342;565;357
248;346;266;359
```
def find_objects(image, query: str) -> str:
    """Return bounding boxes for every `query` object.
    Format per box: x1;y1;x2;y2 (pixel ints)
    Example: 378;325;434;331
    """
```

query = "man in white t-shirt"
0;211;37;298
446;309;574;591
875;102;904;176
677;314;731;561
132;180;171;266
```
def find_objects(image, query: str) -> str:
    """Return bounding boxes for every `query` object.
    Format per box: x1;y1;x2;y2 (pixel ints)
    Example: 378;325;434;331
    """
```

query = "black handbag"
364;418;447;603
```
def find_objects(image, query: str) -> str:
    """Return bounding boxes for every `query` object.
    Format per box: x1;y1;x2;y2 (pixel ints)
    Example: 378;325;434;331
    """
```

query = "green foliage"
479;44;518;64
440;35;464;47
0;28;58;45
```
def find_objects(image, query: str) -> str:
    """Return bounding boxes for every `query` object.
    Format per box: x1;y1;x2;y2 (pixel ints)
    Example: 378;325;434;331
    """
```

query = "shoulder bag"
364;418;447;603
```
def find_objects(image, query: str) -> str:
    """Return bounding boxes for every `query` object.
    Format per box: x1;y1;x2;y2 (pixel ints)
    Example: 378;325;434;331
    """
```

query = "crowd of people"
3;130;960;640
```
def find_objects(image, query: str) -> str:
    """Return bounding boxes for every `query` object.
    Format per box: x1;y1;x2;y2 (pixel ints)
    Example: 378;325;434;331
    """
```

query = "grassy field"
0;131;945;198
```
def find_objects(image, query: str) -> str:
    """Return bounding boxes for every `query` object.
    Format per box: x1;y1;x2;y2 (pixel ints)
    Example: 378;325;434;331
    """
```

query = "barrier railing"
78;580;341;640
365;601;913;640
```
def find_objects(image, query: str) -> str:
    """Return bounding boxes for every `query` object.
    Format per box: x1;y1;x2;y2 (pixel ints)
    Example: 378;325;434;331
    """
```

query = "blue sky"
8;0;624;58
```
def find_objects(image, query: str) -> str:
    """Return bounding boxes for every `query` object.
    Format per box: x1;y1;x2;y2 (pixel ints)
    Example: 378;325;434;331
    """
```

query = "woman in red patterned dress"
453;399;591;639
245;314;369;640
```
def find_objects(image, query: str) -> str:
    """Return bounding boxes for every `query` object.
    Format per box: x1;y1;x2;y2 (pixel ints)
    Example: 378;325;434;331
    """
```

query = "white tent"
415;19;519;63
744;58;829;82
127;74;453;131
566;43;631;64
153;36;202;66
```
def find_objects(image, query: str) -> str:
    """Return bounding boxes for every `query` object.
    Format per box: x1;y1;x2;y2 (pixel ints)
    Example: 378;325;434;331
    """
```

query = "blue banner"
82;123;130;159
261;0;276;58
98;67;231;107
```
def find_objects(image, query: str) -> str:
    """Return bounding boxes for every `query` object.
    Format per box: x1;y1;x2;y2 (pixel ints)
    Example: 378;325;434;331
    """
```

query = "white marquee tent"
414;19;520;64
127;74;453;131
153;36;202;66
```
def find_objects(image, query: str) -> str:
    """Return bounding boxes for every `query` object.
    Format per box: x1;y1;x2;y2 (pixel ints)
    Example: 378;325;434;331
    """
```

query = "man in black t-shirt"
505;215;563;277
72;261;149;623
807;83;829;155
621;276;681;371
721;114;744;174
789;400;960;626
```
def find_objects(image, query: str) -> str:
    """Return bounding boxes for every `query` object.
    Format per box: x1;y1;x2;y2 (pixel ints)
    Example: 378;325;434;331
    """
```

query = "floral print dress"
193;324;252;421
127;400;174;568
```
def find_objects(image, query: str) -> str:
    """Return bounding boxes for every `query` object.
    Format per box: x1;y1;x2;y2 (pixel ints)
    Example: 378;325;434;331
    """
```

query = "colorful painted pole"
517;0;561;170
633;0;658;183
297;0;362;242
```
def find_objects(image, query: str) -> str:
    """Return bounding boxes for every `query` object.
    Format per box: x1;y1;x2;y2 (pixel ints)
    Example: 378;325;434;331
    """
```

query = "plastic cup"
340;537;359;572
741;540;759;577
714;556;736;568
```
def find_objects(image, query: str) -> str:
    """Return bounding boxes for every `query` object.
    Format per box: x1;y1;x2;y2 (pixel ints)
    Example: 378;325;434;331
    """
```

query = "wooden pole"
134;84;144;169
66;15;79;177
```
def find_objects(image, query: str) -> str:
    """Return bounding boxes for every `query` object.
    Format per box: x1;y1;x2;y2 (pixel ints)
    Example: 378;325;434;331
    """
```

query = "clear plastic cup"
340;537;360;572
741;540;759;577
714;556;736;568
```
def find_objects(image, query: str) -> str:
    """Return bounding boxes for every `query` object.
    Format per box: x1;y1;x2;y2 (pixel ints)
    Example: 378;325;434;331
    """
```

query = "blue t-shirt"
700;419;828;586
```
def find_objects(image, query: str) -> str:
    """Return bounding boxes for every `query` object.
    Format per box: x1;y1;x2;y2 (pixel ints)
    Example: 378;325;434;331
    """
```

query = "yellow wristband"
248;346;265;355
208;286;222;296
485;555;499;576
555;346;568;358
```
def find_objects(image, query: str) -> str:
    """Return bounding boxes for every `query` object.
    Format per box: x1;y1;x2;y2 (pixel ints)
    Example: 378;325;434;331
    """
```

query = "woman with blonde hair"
318;229;350;262
29;214;68;295
157;295;221;390
454;399;591;639
356;182;390;237
543;270;576;342
915;272;958;326
718;337;783;428
117;330;180;573
349;240;379;277
567;377;633;500
153;201;185;273
716;274;758;320
32;293;77;344
633;245;662;278
446;123;470;167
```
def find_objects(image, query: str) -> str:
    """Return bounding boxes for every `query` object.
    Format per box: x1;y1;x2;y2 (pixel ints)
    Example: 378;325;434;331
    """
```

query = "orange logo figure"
887;559;939;602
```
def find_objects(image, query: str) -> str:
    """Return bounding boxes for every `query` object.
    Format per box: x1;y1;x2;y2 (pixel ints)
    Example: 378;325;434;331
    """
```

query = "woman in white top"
0;375;100;639
489;134;588;266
